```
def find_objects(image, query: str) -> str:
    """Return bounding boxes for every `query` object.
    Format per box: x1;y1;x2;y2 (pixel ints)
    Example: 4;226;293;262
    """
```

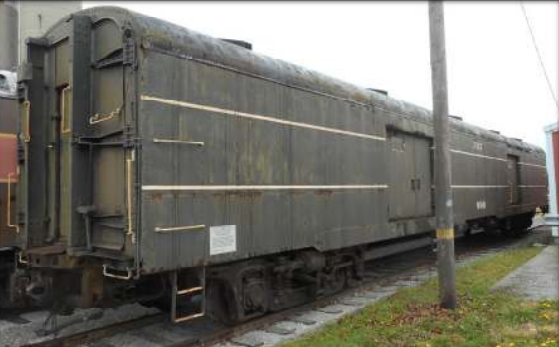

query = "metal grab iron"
88;106;122;125
102;265;133;280
154;224;206;233
21;100;30;142
152;138;204;146
60;85;72;134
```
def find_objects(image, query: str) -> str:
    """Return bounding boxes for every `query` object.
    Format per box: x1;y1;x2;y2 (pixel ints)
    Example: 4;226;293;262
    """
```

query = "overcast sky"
84;1;558;148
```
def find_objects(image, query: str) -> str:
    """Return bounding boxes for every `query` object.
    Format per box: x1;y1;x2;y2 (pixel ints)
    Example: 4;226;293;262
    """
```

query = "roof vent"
220;39;253;50
449;115;463;121
367;88;388;96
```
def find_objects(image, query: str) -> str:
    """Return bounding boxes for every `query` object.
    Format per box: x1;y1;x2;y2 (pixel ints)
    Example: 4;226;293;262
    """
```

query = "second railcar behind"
0;69;20;307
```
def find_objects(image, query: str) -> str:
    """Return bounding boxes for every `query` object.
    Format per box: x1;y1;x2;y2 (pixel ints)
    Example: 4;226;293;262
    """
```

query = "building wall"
0;1;18;70
17;1;82;63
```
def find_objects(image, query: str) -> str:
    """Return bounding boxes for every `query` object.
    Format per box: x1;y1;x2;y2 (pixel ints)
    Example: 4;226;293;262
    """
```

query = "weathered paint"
18;6;548;276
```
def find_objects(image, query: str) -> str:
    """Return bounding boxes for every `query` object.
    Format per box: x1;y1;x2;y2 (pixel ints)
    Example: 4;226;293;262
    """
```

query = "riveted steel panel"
138;51;388;272
18;6;548;277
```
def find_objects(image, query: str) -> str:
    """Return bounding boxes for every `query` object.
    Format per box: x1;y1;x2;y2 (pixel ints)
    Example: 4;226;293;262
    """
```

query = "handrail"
152;138;204;146
126;150;135;243
89;106;122;125
21;100;30;142
60;86;72;134
155;224;206;233
18;252;28;264
103;265;133;280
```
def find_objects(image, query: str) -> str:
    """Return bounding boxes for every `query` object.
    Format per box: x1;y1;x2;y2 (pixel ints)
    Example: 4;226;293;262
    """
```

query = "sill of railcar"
71;248;134;262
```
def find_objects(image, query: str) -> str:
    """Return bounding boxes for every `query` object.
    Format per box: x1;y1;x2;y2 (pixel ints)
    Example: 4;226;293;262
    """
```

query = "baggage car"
12;6;547;323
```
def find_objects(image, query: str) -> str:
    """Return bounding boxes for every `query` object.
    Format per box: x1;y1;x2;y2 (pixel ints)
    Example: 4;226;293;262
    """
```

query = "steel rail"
19;313;165;347
16;229;551;347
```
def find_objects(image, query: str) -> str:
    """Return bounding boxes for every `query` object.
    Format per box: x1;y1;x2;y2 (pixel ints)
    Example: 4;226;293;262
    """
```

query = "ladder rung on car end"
171;268;206;323
178;286;203;295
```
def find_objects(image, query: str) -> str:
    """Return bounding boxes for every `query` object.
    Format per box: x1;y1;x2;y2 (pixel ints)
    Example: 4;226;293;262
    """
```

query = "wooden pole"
428;0;457;309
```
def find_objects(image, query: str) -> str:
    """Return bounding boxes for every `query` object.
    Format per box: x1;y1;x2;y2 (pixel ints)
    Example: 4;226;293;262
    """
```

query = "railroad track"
2;228;551;347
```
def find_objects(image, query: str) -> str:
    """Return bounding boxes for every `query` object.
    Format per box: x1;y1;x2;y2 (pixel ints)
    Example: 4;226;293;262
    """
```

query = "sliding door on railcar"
507;155;520;205
387;130;434;220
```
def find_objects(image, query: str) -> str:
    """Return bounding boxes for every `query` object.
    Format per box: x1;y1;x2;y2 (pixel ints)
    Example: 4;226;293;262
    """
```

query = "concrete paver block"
265;324;296;336
230;332;265;347
315;306;344;314
287;315;316;326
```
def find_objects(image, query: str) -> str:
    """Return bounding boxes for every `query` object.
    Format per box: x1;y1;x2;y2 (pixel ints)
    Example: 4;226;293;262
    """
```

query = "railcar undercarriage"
0;247;28;309
11;211;537;325
16;246;365;325
9;5;548;332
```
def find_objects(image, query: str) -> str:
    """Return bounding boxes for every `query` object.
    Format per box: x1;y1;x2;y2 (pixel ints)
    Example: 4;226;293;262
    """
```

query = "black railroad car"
14;6;547;323
0;69;20;307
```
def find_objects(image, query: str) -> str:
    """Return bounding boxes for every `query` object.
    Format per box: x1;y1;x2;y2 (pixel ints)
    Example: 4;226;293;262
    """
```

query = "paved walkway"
493;245;558;301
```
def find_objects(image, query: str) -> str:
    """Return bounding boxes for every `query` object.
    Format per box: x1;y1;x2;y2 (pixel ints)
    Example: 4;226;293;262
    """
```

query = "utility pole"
428;1;457;309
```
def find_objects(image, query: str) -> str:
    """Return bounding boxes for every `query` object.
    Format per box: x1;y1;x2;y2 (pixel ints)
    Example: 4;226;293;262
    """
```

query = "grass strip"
283;246;557;347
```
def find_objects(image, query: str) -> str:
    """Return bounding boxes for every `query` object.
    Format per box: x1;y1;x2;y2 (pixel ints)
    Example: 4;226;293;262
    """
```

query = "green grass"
283;246;558;347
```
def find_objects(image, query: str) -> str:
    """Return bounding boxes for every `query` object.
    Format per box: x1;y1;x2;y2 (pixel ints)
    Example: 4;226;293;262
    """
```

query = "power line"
519;1;559;112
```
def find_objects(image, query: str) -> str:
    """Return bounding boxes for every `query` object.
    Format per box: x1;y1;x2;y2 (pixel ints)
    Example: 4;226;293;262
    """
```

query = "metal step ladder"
170;267;205;323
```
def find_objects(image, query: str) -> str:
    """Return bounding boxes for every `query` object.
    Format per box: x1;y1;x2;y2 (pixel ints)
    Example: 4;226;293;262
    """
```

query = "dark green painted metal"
18;6;548;277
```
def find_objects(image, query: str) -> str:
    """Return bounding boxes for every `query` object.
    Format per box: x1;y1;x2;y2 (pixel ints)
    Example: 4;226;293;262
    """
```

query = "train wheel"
205;264;270;326
324;267;346;294
501;216;532;238
205;279;239;326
